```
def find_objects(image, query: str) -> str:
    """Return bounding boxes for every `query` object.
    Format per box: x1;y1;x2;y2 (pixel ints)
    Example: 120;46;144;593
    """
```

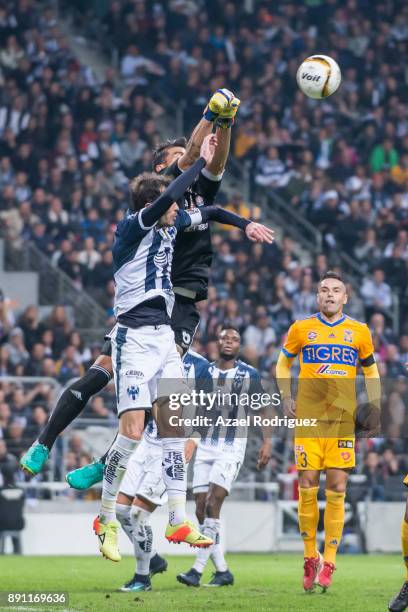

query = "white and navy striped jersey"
200;359;264;459
112;208;202;319
112;157;249;324
183;349;211;386
142;349;210;447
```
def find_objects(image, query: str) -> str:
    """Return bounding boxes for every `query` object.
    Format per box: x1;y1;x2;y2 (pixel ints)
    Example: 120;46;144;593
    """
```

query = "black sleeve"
200;205;250;230
196;172;221;204
141;157;206;227
360;354;376;367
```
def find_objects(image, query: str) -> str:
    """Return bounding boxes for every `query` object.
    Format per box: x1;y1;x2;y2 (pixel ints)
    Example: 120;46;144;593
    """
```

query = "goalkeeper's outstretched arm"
177;89;240;172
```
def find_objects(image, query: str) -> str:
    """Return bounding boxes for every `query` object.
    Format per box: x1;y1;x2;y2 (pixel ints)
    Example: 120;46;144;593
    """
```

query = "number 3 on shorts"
296;450;308;469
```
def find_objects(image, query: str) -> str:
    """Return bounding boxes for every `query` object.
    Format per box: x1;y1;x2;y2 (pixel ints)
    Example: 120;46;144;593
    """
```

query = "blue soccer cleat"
66;460;104;490
20;442;49;476
204;570;234;587
176;568;201;587
149;553;168;577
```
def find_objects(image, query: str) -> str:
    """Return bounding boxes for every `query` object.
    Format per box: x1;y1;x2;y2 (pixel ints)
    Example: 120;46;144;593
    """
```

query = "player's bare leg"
298;470;323;592
389;499;408;611
316;468;349;592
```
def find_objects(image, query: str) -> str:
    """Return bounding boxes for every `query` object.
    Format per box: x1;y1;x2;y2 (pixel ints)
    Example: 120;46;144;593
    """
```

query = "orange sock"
324;489;345;564
401;519;408;579
298;486;319;558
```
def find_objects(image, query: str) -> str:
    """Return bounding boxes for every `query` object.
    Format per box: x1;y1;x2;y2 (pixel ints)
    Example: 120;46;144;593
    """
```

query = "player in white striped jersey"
114;350;211;592
95;136;217;560
95;135;273;562
177;326;272;588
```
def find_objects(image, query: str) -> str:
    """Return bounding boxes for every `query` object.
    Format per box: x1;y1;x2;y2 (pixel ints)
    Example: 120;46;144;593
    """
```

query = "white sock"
209;518;227;571
100;434;138;522
192;523;211;573
116;503;133;542
162;438;186;525
130;506;153;576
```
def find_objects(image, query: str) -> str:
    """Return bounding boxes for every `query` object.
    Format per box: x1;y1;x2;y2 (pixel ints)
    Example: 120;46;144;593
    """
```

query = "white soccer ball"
296;55;341;99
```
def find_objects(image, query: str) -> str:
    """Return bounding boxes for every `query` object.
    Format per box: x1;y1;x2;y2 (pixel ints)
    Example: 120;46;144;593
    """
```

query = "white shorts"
192;448;242;495
120;438;167;506
110;323;187;416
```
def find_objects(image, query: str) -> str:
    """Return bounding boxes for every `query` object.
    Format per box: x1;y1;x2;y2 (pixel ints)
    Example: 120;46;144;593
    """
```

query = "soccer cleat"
303;552;323;591
93;516;121;562
165;520;213;548
204;570;234;587
20;442;49;475
149;553;168;577
316;561;335;591
389;581;408;611
118;574;151;592
176;568;202;587
66;460;104;490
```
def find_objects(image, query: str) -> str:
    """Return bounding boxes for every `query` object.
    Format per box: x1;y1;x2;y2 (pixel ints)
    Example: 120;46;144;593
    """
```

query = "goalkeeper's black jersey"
164;160;222;301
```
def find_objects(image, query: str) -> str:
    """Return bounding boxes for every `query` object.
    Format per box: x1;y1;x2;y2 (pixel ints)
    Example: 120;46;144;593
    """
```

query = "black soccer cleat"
204;570;234;587
149;553;168;577
176;568;202;587
389;581;408;611
118;573;152;592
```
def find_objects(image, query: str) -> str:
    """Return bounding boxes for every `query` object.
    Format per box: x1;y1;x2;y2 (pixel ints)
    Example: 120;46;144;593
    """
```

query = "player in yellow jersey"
390;488;408;612
389;364;408;612
276;271;380;593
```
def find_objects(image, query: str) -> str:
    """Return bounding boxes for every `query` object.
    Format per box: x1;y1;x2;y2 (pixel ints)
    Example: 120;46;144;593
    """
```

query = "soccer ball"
296;55;341;99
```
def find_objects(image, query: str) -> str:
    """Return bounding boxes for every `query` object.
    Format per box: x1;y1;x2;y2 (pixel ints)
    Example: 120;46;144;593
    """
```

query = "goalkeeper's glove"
203;88;236;122
216;94;240;128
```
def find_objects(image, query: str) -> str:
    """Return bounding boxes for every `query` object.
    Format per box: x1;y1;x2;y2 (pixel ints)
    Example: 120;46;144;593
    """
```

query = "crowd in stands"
87;0;408;329
0;0;407;494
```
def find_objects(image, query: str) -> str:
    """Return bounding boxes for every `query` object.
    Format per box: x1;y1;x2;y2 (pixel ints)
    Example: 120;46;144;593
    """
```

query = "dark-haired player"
177;326;272;588
276;271;380;592
389;366;408;612
20;89;240;478
88;135;272;561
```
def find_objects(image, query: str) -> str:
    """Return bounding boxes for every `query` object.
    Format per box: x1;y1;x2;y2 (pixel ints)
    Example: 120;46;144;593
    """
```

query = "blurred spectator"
4;328;29;370
243;307;276;354
360;268;393;316
362;451;385;501
0;439;18;487
0;0;405;499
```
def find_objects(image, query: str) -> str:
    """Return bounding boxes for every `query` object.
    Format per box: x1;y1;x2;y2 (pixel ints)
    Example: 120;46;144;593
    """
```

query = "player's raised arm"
177;89;239;172
177;204;274;244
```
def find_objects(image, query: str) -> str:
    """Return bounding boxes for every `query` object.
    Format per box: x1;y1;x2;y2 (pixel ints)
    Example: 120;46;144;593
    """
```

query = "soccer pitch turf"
0;554;403;611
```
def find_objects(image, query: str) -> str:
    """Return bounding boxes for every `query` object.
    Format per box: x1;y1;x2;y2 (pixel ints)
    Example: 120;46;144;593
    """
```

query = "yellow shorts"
294;437;355;471
403;474;408;487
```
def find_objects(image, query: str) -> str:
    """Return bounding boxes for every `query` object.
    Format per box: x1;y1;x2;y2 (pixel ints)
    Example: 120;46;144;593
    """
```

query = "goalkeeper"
21;88;241;481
